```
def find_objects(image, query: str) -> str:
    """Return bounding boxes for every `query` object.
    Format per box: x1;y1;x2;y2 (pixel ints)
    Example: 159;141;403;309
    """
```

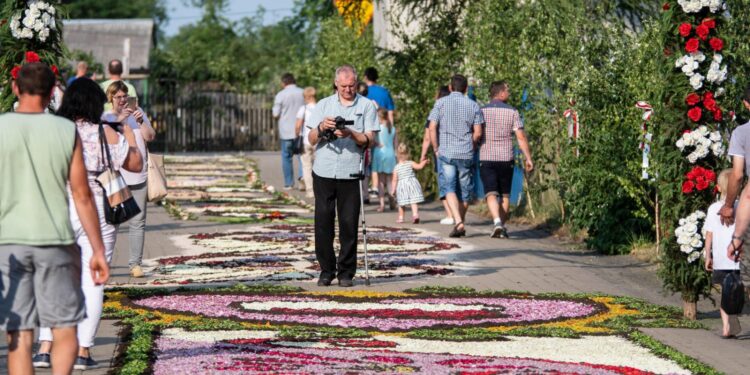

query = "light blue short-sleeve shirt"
307;93;379;179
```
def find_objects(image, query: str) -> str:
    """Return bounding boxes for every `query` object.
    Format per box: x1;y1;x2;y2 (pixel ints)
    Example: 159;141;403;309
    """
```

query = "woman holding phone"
102;81;155;278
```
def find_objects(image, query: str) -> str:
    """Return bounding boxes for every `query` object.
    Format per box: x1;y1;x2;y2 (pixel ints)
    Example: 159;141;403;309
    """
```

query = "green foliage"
628;331;721;375
68;49;104;75
293;17;379;96
278;326;369;340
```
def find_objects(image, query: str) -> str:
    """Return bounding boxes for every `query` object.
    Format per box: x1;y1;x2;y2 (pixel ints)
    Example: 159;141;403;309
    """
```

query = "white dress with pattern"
395;161;424;206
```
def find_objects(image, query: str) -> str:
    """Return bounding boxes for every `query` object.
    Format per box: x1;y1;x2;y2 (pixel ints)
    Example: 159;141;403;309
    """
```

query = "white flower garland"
677;0;724;13
674;52;706;90
706;54;728;85
674;210;706;263
9;1;57;42
675;125;724;163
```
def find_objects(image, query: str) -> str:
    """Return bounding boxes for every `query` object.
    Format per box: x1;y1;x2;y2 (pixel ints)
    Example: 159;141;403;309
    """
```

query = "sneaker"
338;278;354;287
491;224;504;238
283;186;294;191
32;353;50;368
440;217;455;225
74;356;100;370
130;265;145;278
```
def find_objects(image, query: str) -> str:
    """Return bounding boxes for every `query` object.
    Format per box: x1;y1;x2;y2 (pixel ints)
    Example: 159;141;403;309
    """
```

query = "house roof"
62;19;154;75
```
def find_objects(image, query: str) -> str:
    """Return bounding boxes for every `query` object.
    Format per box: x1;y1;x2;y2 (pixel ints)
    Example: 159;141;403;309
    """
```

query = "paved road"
2;151;749;375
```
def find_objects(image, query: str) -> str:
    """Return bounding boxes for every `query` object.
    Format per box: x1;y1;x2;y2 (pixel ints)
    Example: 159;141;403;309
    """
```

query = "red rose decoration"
25;51;40;63
51;65;59;76
714;108;723;121
709;37;724;51
663;2;670;10
685;38;700;53
687;107;702;122
679;23;692;37
695;24;709;40
682;180;695;194
705;169;716;182
704;91;714;100
703;96;717;111
10;65;21;79
702;19;716;29
686;93;701;106
696;177;709;191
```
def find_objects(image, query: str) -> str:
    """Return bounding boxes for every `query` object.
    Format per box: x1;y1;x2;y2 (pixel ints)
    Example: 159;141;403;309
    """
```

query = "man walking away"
100;59;138;111
0;63;110;375
479;81;534;238
363;67;395;126
428;74;484;238
307;65;378;287
273;73;305;190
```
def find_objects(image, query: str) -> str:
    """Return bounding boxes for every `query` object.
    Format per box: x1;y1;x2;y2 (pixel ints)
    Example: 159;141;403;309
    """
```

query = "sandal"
396;217;404;224
449;223;466;238
413;216;420;224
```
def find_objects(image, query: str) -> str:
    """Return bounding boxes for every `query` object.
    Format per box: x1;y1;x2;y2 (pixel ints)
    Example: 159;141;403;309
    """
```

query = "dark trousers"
312;173;361;280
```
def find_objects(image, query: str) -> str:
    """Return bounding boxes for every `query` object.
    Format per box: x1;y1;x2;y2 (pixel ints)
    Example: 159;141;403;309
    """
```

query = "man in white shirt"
273;73;305;190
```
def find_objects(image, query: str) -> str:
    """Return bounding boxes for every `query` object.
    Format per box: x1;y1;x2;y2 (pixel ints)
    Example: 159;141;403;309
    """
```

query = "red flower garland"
695;24;709;40
682;167;716;194
25;51;40;63
10;66;21;80
685;93;701;106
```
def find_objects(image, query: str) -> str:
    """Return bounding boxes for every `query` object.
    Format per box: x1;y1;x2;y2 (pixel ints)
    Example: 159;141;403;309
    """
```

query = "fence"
148;81;278;152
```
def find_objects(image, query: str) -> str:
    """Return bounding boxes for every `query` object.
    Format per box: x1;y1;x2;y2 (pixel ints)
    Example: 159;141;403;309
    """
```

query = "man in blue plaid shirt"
428;74;484;237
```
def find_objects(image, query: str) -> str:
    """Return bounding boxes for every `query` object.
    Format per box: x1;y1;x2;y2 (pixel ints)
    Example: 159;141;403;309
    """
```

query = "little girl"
703;169;741;338
391;144;429;223
372;108;397;212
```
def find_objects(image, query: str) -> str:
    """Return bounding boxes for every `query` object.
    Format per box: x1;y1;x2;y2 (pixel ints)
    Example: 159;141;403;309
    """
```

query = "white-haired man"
307;65;378;287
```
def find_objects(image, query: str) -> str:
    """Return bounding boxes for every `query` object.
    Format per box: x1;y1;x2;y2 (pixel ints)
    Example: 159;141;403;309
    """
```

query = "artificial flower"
687;107;702;122
703;95;717;111
682;180;695;194
678;23;692;37
709;37;724;51
685;93;701;106
702;18;716;29
685;38;700;53
51;65;59;76
25;51;40;63
695;24;709;40
10;66;21;79
713;108;723;121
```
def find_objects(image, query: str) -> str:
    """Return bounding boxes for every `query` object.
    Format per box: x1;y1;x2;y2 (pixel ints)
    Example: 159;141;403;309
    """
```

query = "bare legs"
445;192;468;230
375;173;392;211
11;327;77;375
486;194;510;224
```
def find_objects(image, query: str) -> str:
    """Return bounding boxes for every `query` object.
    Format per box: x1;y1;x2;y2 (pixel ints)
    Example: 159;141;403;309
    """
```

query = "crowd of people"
1;59;153;374
269;65;535;289
273;67;534;242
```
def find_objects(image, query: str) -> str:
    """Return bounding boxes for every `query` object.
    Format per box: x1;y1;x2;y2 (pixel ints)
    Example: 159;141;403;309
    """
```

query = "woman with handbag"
34;78;142;370
102;81;155;278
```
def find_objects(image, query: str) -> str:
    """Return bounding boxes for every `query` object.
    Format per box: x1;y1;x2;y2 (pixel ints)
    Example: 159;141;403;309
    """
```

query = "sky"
163;0;297;36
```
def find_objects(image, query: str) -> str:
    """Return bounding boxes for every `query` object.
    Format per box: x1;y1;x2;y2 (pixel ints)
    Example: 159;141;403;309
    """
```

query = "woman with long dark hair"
34;78;141;370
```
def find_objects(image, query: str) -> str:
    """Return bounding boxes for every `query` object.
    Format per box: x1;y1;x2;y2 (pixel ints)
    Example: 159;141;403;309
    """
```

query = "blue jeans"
438;156;475;202
280;140;303;187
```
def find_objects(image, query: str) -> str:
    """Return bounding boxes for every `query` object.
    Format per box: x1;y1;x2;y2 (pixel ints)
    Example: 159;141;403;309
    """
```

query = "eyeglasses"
113;95;128;101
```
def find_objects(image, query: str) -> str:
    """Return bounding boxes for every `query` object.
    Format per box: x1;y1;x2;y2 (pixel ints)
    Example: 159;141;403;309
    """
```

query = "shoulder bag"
95;123;141;225
147;151;168;202
292;106;306;155
721;245;745;315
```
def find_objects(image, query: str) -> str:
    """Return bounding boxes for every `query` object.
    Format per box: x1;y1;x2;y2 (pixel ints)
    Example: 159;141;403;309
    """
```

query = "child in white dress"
391;144;429;223
703;169;741;338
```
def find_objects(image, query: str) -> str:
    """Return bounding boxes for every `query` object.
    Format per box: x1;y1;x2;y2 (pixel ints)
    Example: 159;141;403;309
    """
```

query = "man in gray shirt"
273;73;305;189
724;87;750;278
306;64;378;287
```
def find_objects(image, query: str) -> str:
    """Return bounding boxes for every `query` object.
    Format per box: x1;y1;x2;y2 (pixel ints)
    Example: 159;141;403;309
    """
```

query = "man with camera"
306;65;378;287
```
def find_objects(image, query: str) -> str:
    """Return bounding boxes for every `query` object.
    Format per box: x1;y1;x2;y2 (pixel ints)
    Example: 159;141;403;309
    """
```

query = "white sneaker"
440;217;455;225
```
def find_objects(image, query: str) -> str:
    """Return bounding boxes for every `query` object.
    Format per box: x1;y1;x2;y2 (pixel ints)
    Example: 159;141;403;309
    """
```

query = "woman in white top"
295;87;317;199
102;81;155;278
36;78;142;370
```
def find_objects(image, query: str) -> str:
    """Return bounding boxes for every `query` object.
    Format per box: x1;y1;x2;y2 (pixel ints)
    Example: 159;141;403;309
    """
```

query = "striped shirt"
428;92;484;160
480;100;523;162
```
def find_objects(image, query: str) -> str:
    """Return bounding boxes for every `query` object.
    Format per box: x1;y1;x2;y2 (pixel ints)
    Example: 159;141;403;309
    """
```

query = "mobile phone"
127;96;138;109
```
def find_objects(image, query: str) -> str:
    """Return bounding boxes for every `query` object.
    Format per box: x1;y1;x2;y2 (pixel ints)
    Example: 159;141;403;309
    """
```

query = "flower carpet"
105;285;712;375
163;155;313;224
117;225;464;286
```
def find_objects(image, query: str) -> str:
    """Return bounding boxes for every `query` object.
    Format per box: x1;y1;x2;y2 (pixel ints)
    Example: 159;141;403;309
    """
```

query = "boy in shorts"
0;63;109;374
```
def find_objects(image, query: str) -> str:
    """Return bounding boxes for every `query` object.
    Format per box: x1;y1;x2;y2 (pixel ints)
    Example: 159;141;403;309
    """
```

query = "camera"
320;116;354;142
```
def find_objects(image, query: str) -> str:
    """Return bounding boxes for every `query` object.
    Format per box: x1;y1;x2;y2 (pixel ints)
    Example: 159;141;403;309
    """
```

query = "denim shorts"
438;156;474;202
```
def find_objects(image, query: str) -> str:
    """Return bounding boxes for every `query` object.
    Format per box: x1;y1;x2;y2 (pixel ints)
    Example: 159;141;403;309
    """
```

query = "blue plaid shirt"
428;92;484;160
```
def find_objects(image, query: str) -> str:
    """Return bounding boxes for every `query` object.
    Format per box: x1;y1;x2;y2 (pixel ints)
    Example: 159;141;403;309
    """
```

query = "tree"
61;0;167;27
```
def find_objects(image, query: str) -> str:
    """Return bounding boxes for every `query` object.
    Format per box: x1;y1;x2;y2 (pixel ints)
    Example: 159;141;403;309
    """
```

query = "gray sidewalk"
2;151;749;375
